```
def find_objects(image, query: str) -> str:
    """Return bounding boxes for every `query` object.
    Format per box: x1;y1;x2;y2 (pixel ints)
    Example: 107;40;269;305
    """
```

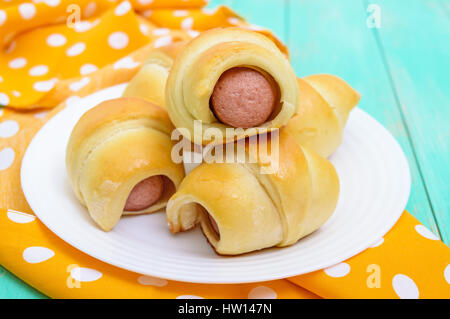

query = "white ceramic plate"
21;84;410;284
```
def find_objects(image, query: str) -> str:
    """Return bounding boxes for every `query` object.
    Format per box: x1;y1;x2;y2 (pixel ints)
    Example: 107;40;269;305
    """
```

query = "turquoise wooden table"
1;0;449;298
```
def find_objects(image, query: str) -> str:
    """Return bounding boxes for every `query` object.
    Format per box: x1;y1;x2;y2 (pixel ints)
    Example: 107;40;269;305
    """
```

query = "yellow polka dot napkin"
0;0;449;299
0;208;318;299
0;0;285;110
0;208;448;298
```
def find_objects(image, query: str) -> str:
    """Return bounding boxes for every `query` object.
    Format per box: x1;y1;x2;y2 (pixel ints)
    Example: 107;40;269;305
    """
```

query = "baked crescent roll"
166;129;339;255
285;74;360;157
165;28;300;145
123;42;185;107
66;97;185;231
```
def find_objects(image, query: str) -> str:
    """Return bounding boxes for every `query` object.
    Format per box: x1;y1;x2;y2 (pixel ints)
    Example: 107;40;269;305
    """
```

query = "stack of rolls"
66;27;360;255
164;28;301;145
66;97;185;231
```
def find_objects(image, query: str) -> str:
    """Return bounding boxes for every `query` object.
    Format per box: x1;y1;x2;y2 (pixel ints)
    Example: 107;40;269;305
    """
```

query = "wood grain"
217;0;444;239
369;0;449;242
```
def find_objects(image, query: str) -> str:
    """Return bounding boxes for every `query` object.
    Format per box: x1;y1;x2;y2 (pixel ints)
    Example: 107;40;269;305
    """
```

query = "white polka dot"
415;225;439;240
70;267;102;282
176;295;204;299
69;77;90;92
137;275;168;287
173;10;188;17
43;0;60;7
80;63;98;75
181;17;193;30
202;8;217;15
84;2;97;18
113;56;139;69
228;17;240;25
370;237;384;248
444;265;450;284
66;42;86;56
249;24;265;31
7;209;36;223
47;33;66;47
187;30;200;38
138;0;153;4
33;0;60;6
108;32;129;49
73;21;93;32
29;65;49;76
0;10;6;26
154;36;172;48
392;274;419;299
0;93;9;105
12;91;20;97
324;262;351;277
65;95;82;107
0;76;2;83
0;120;19;138
23;247;55;263
115;1;131;16
34;110;49;119
248;286;277;299
9;57;27;69
18;3;36;20
33;78;57;92
0;147;14;170
152;28;170;36
139;23;149;35
142;10;152;18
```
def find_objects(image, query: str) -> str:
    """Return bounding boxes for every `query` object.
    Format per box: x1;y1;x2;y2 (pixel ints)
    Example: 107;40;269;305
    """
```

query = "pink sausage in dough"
210;67;277;128
124;175;164;211
208;214;220;237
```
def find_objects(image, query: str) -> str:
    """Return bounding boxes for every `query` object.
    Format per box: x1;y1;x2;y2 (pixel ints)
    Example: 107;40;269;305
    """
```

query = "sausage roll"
166;129;339;255
285;74;360;157
66;97;185;231
165;27;300;145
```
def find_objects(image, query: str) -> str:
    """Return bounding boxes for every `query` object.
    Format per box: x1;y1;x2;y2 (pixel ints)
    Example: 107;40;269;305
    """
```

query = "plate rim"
20;85;411;283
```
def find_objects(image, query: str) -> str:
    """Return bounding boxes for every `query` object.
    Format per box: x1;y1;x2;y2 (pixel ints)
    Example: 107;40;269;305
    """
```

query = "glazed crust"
66;97;185;231
166;130;339;255
285;74;361;158
123;32;359;157
165;27;300;145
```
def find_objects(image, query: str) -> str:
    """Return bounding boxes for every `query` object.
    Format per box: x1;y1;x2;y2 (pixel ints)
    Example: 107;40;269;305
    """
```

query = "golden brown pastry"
285;75;360;157
166;129;339;255
124;35;359;156
165;28;300;144
66;97;185;231
122;41;185;107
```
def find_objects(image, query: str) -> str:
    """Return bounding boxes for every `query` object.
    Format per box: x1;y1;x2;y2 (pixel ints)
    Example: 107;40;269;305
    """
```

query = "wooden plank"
287;0;441;238
0;266;47;299
369;0;450;243
208;0;288;42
